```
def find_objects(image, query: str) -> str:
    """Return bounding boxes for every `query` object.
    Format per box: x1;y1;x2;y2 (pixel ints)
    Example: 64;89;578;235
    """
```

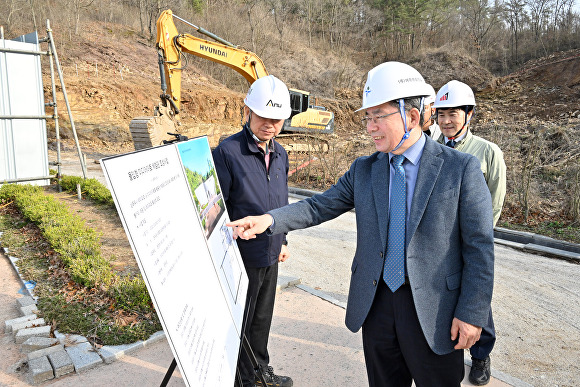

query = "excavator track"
276;133;329;154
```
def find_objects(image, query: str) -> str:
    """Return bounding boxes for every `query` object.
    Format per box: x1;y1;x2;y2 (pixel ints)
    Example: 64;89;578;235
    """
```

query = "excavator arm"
156;9;269;115
130;9;333;151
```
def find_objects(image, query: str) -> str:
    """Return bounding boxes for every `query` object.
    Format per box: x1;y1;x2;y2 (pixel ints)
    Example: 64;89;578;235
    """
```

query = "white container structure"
0;31;50;186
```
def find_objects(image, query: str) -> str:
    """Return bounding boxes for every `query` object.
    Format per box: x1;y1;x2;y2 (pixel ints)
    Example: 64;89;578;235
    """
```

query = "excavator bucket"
129;104;180;150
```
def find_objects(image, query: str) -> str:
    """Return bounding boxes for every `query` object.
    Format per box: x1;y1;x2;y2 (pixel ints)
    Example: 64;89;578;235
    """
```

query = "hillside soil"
47;23;580;161
45;40;580;240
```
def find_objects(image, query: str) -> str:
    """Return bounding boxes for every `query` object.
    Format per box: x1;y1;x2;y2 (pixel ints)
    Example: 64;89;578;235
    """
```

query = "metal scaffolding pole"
1;22;87;185
46;19;87;179
44;27;63;190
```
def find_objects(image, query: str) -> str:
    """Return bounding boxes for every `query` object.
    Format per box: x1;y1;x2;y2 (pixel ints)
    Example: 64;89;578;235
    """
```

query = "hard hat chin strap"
447;106;474;140
246;110;272;154
391;97;424;153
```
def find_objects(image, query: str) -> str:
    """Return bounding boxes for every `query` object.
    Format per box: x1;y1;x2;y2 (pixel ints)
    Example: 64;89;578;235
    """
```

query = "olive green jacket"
438;130;506;227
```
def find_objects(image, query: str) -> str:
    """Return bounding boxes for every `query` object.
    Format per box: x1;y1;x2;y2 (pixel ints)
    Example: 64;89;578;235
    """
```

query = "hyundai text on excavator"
130;9;334;150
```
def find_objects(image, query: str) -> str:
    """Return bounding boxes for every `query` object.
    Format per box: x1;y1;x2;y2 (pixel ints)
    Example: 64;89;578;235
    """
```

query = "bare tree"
460;0;502;61
266;0;292;50
5;0;24;27
527;0;553;56
242;0;260;52
28;0;39;31
503;0;527;65
70;0;96;35
302;0;313;47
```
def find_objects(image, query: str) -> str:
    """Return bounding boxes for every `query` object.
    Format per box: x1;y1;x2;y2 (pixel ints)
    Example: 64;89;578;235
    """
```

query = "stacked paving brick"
4;296;76;384
4;295;166;384
2;235;167;384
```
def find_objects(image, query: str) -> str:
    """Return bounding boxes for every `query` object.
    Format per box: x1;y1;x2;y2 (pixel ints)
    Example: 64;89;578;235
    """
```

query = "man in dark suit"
227;62;495;387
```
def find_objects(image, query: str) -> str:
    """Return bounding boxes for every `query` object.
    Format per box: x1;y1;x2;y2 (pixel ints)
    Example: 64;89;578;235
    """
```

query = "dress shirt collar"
444;129;469;145
389;132;426;167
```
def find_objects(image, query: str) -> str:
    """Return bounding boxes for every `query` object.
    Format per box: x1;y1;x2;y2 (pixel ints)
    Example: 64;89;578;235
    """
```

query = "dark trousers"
470;308;496;360
238;263;278;385
362;279;464;387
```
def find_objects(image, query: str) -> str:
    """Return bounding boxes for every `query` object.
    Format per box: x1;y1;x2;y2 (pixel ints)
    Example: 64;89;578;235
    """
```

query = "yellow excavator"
130;9;334;150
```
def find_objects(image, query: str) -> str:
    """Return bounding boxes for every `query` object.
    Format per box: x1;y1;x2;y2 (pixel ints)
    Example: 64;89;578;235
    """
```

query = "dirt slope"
409;45;496;91
478;48;580;122
46;22;246;150
44;21;579;156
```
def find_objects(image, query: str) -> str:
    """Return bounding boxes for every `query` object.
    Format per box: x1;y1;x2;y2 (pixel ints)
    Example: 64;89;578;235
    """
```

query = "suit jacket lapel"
407;140;443;246
372;152;389;251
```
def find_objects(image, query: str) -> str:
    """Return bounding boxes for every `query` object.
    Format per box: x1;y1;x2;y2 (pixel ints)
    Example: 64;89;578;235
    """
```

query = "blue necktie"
446;140;456;148
383;154;406;292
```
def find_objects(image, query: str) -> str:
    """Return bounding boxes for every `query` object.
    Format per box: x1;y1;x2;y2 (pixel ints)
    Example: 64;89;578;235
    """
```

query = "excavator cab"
289;90;309;118
282;88;333;134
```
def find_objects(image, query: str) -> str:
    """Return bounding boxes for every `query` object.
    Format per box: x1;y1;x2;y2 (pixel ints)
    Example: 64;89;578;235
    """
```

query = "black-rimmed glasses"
361;110;399;125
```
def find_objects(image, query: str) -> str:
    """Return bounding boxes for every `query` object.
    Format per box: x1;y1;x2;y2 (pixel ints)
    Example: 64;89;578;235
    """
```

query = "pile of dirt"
409;45;496;91
477;48;580;122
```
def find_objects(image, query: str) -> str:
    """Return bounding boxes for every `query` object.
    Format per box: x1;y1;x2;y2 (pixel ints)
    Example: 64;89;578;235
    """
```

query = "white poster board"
101;137;248;387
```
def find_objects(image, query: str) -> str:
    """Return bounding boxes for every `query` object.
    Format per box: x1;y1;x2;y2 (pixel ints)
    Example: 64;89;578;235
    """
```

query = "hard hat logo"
266;100;282;108
398;77;423;84
364;86;371;97
433;80;476;109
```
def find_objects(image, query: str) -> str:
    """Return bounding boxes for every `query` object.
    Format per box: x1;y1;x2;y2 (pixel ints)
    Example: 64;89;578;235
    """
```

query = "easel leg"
237;295;267;386
243;334;267;386
160;358;177;387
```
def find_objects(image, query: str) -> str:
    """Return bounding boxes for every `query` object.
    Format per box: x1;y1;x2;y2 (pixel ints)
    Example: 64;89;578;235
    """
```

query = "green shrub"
0;183;159;344
112;276;152;312
59;176;113;205
0;184;112;288
58;175;83;192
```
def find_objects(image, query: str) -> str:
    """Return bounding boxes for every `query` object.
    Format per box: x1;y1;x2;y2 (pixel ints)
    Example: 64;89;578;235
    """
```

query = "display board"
101;137;248;387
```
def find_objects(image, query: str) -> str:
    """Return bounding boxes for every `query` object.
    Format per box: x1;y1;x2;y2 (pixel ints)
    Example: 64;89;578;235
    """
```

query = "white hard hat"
244;75;291;120
357;61;432;112
424;84;436;105
433;80;476;108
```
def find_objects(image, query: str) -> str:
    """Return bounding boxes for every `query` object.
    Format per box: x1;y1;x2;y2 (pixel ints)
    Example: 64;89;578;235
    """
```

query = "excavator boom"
156;9;268;112
130;9;334;150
